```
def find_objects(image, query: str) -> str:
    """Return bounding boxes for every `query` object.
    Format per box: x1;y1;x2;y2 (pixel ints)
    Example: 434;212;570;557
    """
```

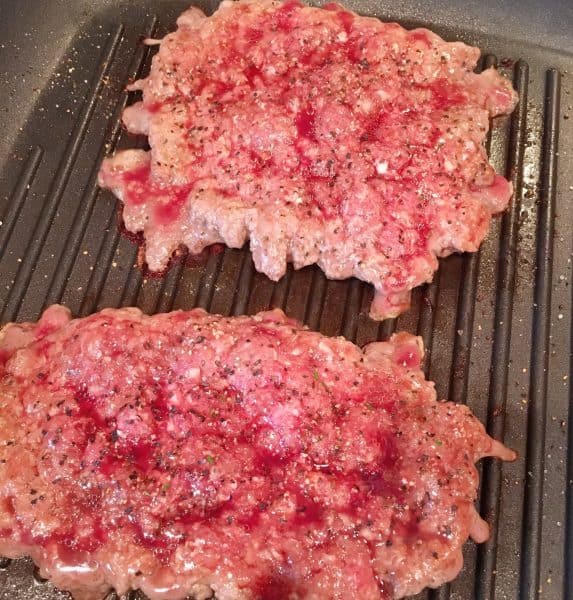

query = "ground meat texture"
0;305;514;599
98;0;518;320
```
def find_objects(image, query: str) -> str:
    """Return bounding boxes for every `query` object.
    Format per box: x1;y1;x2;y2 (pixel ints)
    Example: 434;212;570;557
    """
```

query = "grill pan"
1;1;573;599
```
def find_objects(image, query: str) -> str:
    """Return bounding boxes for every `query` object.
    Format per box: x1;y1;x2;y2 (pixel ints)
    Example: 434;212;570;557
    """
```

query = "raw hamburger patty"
0;306;514;599
98;0;518;320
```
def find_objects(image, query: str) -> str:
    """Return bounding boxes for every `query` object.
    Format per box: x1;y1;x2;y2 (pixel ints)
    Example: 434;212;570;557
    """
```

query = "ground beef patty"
0;305;514;599
99;0;517;320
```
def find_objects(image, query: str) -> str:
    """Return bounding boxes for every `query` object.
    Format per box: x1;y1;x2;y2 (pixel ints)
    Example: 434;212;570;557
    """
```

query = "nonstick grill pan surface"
1;1;573;599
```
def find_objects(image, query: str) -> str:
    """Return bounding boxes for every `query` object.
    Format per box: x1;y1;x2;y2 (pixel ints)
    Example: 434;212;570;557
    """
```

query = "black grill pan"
1;1;573;599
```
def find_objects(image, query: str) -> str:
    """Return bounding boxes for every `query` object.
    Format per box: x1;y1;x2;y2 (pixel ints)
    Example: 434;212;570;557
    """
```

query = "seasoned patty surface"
0;305;514;599
98;0;518;320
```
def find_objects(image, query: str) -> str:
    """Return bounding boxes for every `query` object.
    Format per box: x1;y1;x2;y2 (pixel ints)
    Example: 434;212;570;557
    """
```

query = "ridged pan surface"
1;1;572;599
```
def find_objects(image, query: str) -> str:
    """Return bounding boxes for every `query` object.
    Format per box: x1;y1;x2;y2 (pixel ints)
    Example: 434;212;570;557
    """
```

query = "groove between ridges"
519;67;561;600
475;58;530;600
